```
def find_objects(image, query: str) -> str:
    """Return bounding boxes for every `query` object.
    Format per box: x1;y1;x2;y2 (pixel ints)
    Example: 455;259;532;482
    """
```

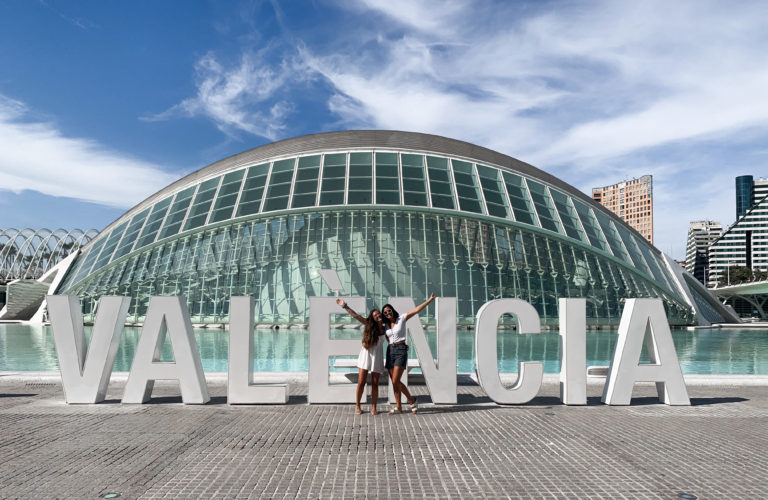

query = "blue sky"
2;0;768;259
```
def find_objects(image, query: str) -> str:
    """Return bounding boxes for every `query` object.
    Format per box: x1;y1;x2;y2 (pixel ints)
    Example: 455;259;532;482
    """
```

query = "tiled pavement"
0;374;766;499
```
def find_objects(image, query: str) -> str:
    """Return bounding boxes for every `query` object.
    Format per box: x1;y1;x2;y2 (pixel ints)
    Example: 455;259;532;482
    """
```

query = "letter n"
387;297;457;404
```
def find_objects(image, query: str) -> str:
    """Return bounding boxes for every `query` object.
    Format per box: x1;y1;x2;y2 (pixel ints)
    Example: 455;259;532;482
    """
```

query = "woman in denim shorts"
381;293;435;414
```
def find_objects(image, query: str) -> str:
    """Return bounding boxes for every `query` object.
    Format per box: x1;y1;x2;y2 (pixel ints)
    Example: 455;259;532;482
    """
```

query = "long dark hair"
362;309;382;350
381;303;399;328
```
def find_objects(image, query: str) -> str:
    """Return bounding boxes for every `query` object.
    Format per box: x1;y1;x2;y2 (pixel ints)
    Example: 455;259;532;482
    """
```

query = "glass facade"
736;175;754;220
56;133;695;326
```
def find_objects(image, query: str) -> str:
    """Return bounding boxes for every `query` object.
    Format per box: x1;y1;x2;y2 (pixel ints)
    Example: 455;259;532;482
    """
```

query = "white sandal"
409;399;418;414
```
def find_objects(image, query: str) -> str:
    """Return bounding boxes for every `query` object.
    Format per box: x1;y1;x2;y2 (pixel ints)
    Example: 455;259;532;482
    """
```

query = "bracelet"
341;302;348;309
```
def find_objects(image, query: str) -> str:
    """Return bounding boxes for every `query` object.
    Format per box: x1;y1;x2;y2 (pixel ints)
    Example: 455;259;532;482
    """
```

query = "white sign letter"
48;295;130;404
475;298;543;404
307;296;364;403
228;296;289;404
387;297;457;404
602;298;690;405
122;297;210;404
559;298;587;405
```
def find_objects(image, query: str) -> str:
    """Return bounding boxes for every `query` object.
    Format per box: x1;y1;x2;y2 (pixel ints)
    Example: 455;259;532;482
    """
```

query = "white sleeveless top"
385;315;407;343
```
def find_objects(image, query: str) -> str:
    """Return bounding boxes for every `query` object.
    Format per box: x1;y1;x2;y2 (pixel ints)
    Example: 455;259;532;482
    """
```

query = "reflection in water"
1;324;768;374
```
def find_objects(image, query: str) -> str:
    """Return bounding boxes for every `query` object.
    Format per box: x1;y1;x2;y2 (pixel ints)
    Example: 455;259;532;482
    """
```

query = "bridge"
711;280;768;319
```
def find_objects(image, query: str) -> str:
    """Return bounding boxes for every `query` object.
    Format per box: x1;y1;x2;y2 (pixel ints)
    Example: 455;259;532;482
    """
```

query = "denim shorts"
385;343;409;369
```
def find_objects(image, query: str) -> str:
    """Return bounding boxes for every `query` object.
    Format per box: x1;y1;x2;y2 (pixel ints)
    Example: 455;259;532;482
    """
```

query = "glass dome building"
53;131;728;327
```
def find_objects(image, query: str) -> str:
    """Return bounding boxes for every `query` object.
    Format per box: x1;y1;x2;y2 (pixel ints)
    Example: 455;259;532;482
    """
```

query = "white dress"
356;335;385;373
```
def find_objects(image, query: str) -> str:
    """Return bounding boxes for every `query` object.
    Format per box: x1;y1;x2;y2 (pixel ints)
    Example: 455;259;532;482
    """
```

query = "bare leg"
356;368;369;414
370;373;380;414
388;368;401;410
391;366;414;411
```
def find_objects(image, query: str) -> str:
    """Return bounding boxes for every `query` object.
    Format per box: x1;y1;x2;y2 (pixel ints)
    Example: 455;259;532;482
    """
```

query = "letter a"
48;295;130;404
602;298;690;405
122;297;210;404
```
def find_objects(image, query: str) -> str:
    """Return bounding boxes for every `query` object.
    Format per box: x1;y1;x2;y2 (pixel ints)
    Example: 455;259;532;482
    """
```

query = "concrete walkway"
1;373;766;499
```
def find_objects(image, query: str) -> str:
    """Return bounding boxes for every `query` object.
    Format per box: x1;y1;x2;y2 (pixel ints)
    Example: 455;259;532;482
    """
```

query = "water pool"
1;324;767;374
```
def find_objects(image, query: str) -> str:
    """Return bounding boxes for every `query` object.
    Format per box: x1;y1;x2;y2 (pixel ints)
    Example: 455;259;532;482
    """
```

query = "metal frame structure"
56;131;697;326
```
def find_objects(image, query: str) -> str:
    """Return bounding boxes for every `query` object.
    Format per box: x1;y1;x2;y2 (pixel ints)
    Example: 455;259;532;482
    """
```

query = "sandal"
409;399;418;414
388;408;402;415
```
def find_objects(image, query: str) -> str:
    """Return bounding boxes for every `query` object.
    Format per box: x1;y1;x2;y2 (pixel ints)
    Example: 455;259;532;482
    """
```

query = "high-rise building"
708;176;768;287
735;175;754;219
591;175;653;243
735;175;768;220
685;221;722;285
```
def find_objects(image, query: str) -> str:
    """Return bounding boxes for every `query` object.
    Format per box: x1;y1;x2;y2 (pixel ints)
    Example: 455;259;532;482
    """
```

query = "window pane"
550;190;584;241
236;163;269;217
375;152;400;205
135;197;173;249
477;165;508;219
348;152;372;205
451;160;483;214
502;172;535;225
595;210;632;264
210;170;245;223
292;193;317;208
183;177;221;231
264;158;295;212
526;180;562;233
402;154;428;207
92;221;129;271
111;207;150;261
159;186;196;238
427;156;454;209
319;153;347;206
572;200;608;251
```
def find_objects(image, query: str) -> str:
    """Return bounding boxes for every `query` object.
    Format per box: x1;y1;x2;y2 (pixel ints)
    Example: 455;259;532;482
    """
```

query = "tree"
719;265;756;286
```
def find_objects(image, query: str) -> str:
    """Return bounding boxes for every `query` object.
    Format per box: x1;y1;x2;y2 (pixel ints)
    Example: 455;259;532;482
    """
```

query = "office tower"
592;175;653;243
709;176;768;287
685;221;722;285
735;175;753;219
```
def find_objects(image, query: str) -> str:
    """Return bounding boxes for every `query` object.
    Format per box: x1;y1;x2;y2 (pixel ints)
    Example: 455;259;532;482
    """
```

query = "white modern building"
709;176;768;287
685;221;722;285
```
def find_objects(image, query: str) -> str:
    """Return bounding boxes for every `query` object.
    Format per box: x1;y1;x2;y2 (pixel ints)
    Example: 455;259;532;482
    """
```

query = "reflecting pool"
1;324;767;374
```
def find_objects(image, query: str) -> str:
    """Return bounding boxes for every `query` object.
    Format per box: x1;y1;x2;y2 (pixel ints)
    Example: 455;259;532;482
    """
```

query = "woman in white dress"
336;299;385;414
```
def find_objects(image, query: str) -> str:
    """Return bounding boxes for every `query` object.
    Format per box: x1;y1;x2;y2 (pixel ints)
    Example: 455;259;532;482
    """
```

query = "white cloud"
300;0;768;257
145;51;299;140
351;0;466;34
0;94;177;209
316;0;768;167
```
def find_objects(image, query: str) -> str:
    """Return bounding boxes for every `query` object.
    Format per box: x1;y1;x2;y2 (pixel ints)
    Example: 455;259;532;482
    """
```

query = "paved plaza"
0;373;766;499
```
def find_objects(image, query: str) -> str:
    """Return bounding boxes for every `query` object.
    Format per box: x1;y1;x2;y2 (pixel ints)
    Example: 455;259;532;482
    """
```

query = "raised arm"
404;293;436;321
336;298;366;324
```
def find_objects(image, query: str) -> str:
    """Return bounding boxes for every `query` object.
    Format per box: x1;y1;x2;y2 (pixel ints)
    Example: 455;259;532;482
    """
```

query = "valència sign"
46;293;691;407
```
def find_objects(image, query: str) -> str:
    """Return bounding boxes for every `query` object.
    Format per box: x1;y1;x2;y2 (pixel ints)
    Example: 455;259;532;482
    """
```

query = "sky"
2;0;768;259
